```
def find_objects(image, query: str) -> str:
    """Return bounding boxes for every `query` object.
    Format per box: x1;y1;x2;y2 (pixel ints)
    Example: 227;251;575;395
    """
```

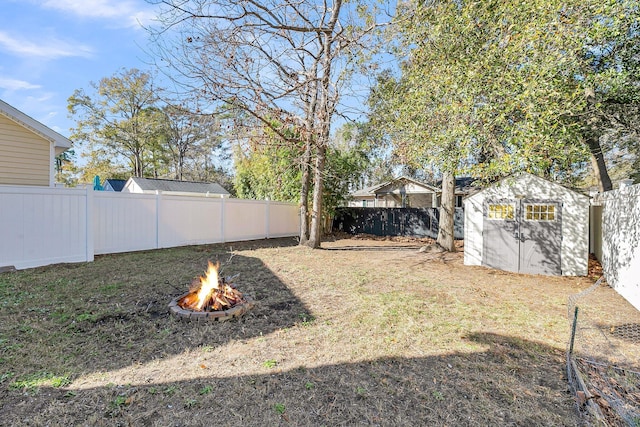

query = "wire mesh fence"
567;277;640;426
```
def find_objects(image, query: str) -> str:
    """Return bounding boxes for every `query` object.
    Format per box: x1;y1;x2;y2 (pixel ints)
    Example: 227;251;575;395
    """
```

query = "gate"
482;199;562;275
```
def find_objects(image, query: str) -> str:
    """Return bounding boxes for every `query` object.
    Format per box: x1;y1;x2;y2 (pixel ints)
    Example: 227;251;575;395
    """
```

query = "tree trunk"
587;135;613;192
304;0;340;249
307;144;326;248
298;140;312;245
585;86;613;192
437;171;456;252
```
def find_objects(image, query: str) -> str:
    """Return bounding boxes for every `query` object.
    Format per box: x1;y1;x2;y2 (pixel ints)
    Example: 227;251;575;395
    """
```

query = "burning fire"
178;261;245;311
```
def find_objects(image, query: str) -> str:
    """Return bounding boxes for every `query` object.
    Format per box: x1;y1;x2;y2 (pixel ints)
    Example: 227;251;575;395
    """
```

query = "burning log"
177;261;246;312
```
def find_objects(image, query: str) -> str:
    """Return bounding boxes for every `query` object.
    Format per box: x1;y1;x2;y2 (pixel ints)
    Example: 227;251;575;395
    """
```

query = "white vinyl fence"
599;182;640;311
0;185;300;270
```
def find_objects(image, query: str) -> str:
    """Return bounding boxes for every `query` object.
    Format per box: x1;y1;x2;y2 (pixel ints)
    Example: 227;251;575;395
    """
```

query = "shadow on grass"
0;238;309;375
0;239;583;426
0;333;582;426
323;245;424;252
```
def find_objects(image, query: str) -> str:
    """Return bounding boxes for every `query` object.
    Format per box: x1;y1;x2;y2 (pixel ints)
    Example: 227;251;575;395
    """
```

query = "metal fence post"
569;306;579;357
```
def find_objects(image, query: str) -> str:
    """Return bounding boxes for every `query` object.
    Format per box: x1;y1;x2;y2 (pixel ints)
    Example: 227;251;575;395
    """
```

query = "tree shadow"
601;185;640;310
0;239;309;378
0;333;583;426
324;245;424;252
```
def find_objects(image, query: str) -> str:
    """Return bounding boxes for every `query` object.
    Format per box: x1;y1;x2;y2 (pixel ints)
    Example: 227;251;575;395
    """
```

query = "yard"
0;236;634;426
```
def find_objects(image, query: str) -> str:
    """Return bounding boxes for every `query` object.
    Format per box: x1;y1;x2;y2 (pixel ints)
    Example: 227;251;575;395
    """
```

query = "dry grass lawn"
0;236;634;426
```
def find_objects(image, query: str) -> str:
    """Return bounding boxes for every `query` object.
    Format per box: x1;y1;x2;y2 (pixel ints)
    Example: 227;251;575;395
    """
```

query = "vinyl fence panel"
0;185;90;269
601;183;640;311
268;201;301;237
223;198;269;242
0;185;300;270
158;194;223;248
93;191;158;255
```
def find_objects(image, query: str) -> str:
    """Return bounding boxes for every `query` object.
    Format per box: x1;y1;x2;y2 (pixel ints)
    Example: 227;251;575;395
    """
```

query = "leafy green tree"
323;145;369;215
54;150;80;187
234;140;303;203
580;2;640;187
370;0;634;249
68;68;168;179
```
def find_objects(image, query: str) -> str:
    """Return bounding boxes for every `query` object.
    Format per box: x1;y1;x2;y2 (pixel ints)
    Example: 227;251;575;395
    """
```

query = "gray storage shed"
464;172;589;276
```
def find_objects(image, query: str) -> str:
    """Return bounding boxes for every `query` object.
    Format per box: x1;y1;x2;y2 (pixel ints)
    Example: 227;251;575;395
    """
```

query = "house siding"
0;114;51;186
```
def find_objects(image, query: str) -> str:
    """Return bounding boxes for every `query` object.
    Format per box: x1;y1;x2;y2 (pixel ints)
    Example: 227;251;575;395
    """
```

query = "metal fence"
567;277;640;426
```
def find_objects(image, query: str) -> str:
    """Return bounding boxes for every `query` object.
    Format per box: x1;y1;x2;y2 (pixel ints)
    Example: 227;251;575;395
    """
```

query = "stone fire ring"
168;294;255;322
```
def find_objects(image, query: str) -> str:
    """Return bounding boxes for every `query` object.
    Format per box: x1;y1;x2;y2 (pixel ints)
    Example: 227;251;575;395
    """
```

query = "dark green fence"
332;207;464;239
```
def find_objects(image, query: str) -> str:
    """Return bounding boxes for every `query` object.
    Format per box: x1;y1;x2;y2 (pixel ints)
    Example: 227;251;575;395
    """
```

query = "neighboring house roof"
351;183;387;198
103;179;127;192
435;176;478;194
0;99;72;156
124;177;230;195
351;176;439;197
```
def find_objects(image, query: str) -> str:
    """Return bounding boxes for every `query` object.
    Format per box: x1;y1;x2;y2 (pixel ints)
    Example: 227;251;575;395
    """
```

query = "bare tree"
163;103;224;180
147;0;381;248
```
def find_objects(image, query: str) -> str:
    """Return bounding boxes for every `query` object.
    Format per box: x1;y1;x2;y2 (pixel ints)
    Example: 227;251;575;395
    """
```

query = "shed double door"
482;199;562;275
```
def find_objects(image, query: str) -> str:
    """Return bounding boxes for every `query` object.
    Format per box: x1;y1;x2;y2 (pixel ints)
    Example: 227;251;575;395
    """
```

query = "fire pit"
169;261;254;321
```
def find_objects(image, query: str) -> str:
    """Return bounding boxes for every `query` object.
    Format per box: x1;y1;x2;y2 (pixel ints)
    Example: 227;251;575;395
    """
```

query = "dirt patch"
0;236;635;426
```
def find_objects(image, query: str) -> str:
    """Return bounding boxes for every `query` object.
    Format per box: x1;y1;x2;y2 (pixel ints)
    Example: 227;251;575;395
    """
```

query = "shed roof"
126;177;230;195
466;172;589;201
0;99;72;155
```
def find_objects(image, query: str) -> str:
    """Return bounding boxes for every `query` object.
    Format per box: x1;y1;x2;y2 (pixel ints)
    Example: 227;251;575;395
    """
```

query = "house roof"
376;176;440;194
126;177;230;195
103;179;127;192
351;182;387;197
435;176;478;194
351;176;439;197
0;98;72;155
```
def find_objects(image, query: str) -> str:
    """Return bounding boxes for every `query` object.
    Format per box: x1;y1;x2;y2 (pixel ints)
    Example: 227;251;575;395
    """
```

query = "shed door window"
525;204;556;221
488;203;515;220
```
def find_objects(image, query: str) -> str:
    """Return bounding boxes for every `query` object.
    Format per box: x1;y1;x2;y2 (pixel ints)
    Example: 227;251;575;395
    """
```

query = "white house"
464;172;590;276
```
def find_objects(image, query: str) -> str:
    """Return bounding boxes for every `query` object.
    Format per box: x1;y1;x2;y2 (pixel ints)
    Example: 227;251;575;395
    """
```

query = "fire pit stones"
168;293;254;321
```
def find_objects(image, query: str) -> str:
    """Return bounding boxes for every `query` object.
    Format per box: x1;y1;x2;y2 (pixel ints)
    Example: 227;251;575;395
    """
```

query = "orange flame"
194;261;220;310
178;261;244;312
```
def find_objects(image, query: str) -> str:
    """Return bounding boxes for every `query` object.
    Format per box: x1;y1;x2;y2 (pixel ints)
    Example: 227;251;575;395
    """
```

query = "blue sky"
0;0;159;138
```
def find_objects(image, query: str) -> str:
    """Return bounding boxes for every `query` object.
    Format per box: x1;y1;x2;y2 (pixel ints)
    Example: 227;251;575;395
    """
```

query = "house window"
525;204;556;221
456;195;463;207
487;203;515;220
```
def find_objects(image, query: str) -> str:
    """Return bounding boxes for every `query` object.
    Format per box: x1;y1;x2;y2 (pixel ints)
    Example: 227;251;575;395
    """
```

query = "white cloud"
0;77;41;91
40;0;157;28
0;31;93;59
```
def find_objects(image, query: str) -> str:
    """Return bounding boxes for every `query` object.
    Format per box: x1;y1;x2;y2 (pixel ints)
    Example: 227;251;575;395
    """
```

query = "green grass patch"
10;372;71;392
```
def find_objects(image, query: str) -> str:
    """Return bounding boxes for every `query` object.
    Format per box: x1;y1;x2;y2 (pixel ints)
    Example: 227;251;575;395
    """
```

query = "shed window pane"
488;204;515;220
525;204;556;221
